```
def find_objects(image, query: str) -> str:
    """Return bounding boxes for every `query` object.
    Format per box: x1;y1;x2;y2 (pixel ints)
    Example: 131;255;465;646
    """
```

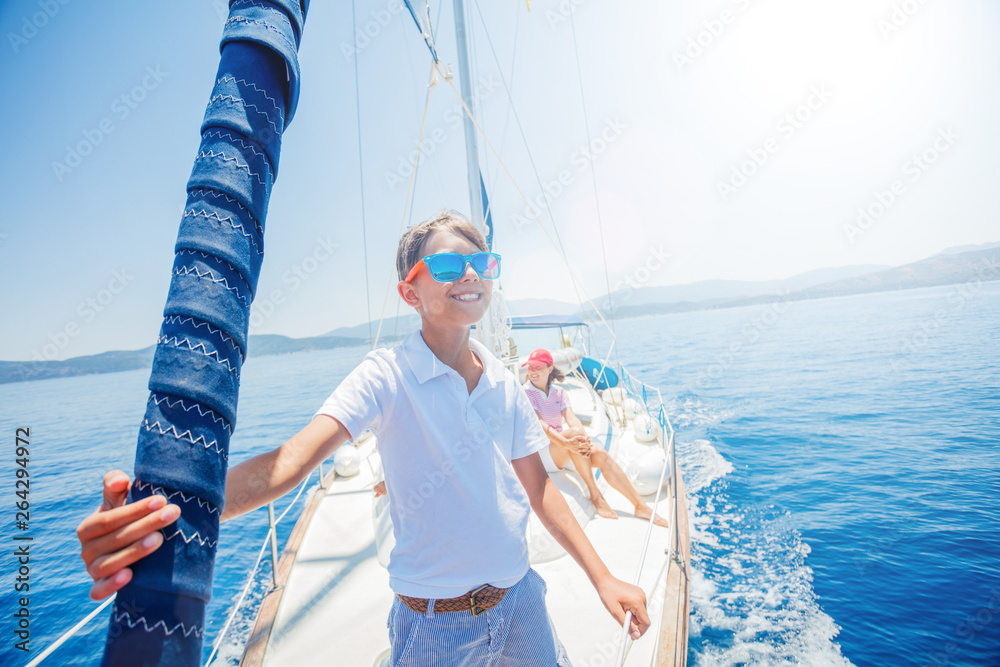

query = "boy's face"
397;229;492;327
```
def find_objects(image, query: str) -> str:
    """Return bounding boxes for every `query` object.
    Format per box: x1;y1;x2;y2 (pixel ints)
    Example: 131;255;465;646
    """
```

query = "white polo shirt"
314;329;550;598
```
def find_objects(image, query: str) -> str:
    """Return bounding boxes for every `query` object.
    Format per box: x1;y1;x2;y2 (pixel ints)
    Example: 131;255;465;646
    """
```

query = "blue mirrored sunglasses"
404;251;502;283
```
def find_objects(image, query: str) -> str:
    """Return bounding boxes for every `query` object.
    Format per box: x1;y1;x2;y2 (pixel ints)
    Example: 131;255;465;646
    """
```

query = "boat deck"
250;376;682;667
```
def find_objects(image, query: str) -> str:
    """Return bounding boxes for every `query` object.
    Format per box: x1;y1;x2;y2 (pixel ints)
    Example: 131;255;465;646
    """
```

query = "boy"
78;211;650;665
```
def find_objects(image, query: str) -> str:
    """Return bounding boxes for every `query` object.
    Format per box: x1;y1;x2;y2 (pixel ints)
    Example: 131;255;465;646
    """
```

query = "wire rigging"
568;9;624;379
471;0;583;309
351;0;374;349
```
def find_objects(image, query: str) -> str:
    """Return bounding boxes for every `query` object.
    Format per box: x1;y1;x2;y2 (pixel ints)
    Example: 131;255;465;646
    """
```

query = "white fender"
632;414;661;443
551;346;582;374
622;397;641;420
626;448;671;496
333;444;361;477
602;386;626;406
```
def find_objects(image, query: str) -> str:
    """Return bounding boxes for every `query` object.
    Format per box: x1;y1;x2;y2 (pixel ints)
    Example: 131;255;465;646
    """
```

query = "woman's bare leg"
590;449;669;528
557;427;617;519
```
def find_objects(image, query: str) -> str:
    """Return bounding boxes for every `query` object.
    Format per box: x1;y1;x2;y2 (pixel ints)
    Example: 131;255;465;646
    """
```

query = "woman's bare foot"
634;504;669;528
373;480;387;497
590;493;618;519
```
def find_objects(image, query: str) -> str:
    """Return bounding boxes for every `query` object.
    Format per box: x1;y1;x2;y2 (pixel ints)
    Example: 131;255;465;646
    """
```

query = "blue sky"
2;0;999;362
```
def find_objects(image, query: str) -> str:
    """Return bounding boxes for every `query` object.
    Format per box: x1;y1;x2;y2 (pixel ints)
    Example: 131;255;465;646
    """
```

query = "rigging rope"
568;9;625;389
431;60;619;354
401;0;440;62
372;63;439;350
351;0;374;348
471;0;584;310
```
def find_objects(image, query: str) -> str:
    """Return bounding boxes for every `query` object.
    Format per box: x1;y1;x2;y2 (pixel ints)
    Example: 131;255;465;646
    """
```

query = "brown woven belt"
397;584;509;616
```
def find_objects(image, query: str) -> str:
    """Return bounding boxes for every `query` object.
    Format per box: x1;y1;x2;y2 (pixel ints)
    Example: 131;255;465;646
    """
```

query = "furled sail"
101;2;309;664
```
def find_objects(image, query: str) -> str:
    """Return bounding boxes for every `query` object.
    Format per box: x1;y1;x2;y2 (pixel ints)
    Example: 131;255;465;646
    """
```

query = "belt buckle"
469;584;489;616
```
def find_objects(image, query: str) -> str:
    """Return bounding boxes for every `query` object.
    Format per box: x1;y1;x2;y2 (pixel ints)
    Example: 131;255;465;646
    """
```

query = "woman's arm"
562;405;588;435
77;415;350;599
535;410;589;455
512;453;650;639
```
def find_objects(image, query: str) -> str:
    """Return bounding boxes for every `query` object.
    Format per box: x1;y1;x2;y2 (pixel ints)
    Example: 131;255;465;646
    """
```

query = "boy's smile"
399;229;492;326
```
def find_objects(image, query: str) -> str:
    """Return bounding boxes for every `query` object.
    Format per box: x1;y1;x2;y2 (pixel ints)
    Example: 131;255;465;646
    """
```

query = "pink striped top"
523;381;567;432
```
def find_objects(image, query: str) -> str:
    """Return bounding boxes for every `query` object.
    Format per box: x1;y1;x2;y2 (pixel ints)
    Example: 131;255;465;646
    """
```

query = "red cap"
521;348;554;368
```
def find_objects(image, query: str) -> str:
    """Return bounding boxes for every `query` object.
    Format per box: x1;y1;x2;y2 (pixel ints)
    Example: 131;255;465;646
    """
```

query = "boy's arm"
511;453;650;639
222;415;349;521
77;415;350;599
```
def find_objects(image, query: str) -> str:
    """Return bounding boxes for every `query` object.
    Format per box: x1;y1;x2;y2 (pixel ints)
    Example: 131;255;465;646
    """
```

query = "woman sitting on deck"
522;348;669;528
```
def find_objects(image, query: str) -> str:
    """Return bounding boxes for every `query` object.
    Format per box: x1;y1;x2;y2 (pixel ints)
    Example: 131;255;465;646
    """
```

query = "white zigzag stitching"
208;93;281;134
171;265;250;307
195;149;268;186
133;479;220;515
149;393;232;435
225;15;296;54
164;527;219;548
156;335;240;378
142;419;229;460
215;76;283;126
187;188;261;234
202;129;273;182
182;208;263;257
162;315;243;361
175;249;248;286
113;608;205;638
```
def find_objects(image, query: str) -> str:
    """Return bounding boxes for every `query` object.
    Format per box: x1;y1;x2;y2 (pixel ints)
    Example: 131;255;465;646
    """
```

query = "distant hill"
320;297;579;340
796;246;999;300
594;264;890;312
0;333;367;385
3;243;996;384
932;241;1000;257
586;245;999;319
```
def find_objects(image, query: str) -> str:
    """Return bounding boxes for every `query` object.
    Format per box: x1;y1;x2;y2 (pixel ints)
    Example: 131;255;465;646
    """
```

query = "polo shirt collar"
403;329;502;388
523;380;548;398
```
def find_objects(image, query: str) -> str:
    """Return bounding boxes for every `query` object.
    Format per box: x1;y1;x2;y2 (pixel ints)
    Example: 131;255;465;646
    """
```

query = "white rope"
25;596;115;667
431;60;620;354
204;470;316;666
204;526;272;666
373;63;439;350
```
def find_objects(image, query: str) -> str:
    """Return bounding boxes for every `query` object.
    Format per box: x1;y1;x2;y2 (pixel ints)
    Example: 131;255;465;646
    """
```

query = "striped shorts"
387;568;573;666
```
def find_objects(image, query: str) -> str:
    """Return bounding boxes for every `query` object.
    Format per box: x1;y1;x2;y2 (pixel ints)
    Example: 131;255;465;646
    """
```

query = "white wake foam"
679;427;853;666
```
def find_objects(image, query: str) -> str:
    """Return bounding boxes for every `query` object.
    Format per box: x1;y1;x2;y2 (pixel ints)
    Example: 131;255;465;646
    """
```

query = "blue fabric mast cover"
101;2;309;665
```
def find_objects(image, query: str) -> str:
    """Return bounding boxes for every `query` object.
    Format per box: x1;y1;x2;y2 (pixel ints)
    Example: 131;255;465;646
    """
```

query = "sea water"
0;281;997;666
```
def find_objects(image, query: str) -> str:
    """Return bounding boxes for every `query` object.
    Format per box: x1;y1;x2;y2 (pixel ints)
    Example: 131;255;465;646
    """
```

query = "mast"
452;0;497;355
100;2;308;664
